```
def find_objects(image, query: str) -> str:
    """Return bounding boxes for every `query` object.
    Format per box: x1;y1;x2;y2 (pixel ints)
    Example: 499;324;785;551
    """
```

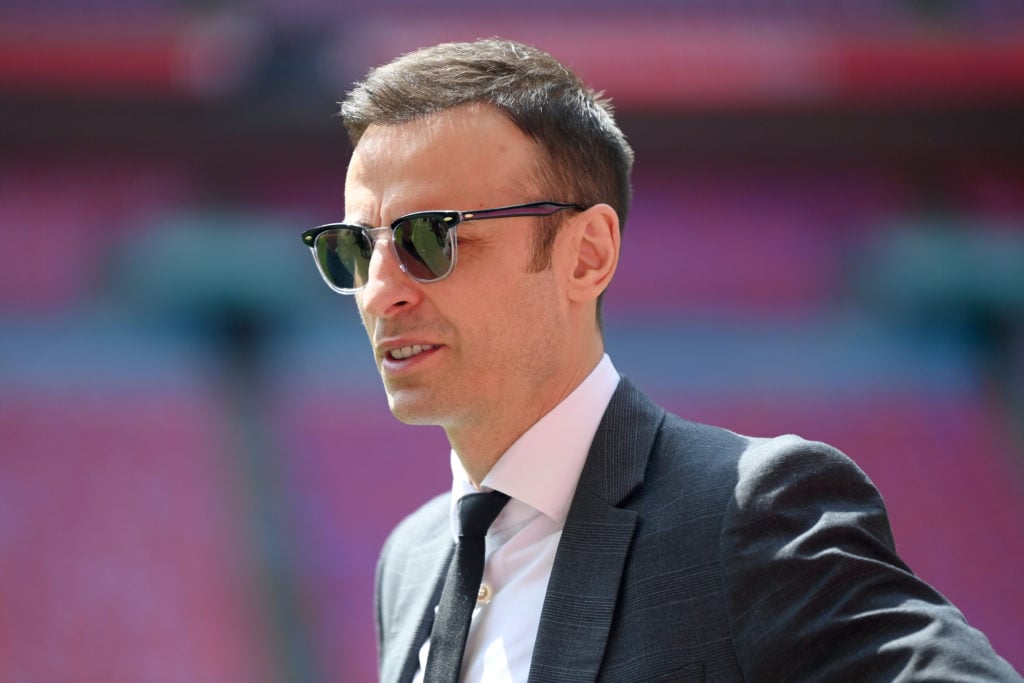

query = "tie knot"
457;491;510;539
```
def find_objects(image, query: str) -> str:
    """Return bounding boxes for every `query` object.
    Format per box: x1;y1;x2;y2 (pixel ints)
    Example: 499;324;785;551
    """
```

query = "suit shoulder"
380;491;449;561
645;412;883;522
656;412;872;488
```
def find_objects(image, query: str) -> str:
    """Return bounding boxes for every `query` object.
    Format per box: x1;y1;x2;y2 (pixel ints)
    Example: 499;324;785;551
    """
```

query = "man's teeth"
389;344;435;360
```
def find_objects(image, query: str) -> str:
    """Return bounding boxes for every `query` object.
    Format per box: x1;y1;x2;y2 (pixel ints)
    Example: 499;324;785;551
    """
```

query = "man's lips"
387;343;436;360
376;337;444;364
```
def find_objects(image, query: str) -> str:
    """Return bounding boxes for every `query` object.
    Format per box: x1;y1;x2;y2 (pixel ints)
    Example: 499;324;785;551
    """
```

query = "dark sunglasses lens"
314;227;372;291
393;215;454;281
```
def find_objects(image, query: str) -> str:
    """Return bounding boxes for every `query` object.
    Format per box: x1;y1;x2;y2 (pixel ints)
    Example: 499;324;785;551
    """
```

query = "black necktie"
424;490;510;682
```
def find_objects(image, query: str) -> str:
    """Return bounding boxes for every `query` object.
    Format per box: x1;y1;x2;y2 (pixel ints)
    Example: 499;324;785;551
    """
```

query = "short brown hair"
339;38;634;272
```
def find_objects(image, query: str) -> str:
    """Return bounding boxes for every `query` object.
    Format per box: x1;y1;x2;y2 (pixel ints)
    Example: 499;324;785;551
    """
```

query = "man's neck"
446;343;605;487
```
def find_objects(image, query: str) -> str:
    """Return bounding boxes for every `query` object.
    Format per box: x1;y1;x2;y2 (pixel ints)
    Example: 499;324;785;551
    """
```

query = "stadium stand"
1;4;1021;680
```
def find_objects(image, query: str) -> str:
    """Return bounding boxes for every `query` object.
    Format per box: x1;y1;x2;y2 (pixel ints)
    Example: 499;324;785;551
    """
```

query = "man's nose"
357;234;422;318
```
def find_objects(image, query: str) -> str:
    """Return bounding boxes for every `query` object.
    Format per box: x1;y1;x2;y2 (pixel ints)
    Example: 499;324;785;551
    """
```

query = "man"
301;39;1020;682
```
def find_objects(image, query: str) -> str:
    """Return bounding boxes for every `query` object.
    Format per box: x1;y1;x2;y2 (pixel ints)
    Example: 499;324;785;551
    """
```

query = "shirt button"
477;582;493;605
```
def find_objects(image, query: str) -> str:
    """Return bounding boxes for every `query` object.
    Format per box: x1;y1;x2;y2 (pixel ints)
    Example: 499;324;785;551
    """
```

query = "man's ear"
564;203;620;304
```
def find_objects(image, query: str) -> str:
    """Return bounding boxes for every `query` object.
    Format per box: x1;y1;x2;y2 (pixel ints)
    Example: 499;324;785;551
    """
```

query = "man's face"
345;105;579;440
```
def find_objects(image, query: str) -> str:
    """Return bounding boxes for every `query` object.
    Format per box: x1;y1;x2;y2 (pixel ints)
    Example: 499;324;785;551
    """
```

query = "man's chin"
385;391;447;426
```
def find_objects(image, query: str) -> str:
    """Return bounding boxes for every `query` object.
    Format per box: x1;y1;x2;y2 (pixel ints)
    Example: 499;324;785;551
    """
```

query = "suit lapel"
381;533;453;683
528;378;665;683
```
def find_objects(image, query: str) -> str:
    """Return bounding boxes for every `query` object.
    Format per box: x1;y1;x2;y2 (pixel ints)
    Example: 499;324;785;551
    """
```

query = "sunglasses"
301;201;583;294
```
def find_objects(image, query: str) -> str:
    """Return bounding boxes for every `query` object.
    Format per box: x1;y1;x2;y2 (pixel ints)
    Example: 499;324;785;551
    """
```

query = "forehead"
344;105;544;219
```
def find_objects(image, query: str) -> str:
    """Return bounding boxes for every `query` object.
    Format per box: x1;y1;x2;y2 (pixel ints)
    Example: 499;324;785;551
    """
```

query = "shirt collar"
450;354;620;526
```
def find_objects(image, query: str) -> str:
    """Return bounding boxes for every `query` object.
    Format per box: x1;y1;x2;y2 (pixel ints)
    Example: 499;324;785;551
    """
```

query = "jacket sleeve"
720;435;1021;682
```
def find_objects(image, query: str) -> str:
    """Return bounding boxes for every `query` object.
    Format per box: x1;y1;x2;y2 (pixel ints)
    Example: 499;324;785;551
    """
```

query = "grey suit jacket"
375;378;1020;682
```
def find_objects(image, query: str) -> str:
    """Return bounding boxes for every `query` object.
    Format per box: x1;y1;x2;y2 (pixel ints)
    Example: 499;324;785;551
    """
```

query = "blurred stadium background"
1;1;1023;680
